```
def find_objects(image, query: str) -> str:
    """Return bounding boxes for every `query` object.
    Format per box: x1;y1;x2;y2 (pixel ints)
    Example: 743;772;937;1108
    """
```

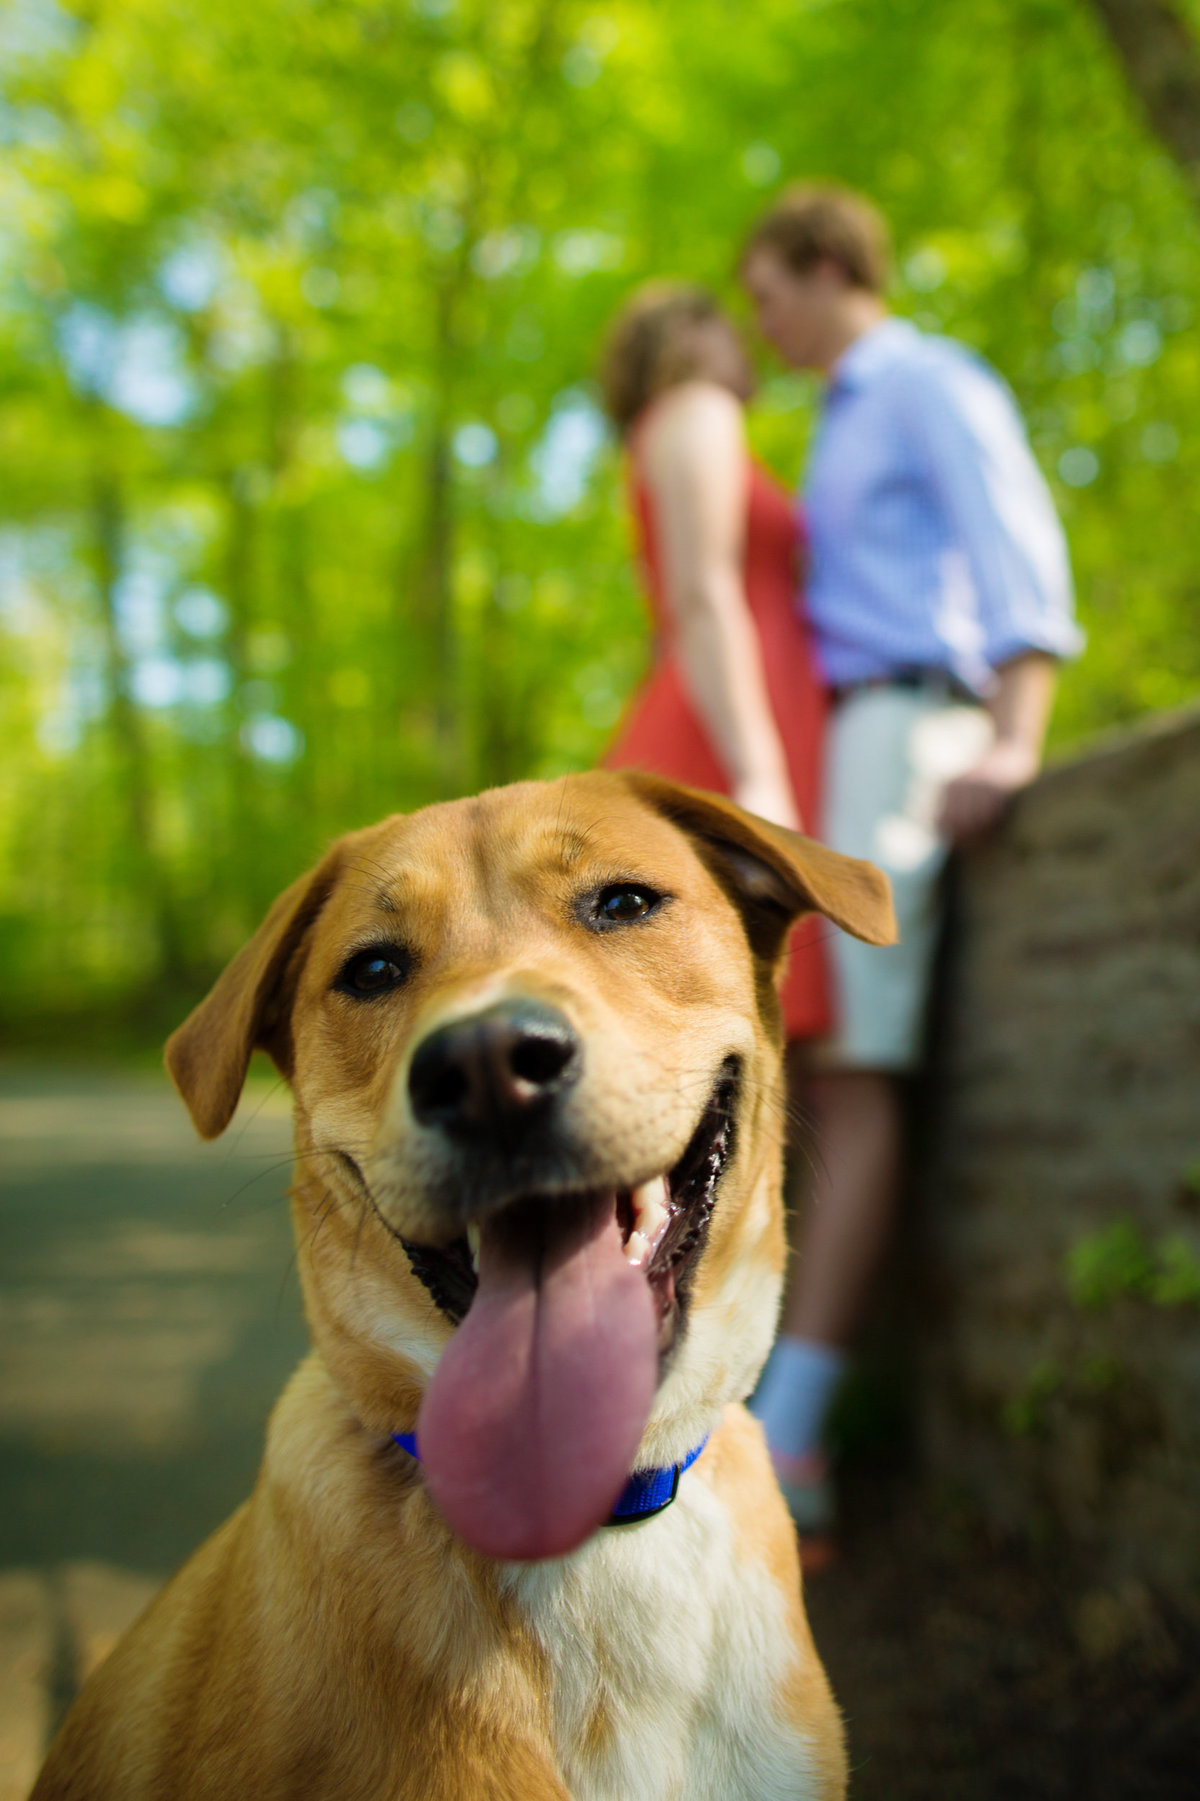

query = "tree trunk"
1085;0;1200;200
266;334;317;822
428;422;458;794
92;467;185;983
422;278;463;801
221;465;268;922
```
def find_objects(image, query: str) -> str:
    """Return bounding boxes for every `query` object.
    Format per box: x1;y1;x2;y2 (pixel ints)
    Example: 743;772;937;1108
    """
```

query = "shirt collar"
828;316;921;394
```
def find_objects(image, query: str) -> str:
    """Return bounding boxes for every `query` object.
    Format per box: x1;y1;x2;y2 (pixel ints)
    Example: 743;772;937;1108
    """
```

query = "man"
740;185;1082;1548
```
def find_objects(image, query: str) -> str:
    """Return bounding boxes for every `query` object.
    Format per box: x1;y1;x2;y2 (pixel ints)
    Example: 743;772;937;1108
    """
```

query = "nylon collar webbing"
391;1432;708;1527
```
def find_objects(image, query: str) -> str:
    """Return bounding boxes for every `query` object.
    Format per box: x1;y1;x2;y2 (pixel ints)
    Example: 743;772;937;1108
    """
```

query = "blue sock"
749;1335;846;1462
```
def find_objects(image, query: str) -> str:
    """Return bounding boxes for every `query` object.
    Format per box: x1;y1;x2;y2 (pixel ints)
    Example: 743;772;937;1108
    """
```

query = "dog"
32;770;894;1800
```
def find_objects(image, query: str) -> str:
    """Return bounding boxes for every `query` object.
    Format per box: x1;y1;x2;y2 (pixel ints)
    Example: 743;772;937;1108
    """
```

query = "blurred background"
2;1;1199;1796
2;0;1199;1043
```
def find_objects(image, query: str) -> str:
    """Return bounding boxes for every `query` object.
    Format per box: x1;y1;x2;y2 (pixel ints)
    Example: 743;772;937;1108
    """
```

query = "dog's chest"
505;1483;820;1801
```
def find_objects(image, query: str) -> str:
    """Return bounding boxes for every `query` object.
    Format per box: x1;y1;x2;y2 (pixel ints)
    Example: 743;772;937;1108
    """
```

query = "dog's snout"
407;1000;580;1134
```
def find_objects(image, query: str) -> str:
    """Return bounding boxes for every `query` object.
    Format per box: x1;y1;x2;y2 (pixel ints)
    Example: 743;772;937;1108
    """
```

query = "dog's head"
166;772;894;1561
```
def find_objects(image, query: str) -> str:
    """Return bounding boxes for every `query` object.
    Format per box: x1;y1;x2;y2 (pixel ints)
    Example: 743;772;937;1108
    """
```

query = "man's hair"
741;184;891;294
599;282;727;434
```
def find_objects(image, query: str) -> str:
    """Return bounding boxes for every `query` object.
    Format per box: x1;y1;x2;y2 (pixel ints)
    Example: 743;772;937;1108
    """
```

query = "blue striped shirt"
802;318;1083;692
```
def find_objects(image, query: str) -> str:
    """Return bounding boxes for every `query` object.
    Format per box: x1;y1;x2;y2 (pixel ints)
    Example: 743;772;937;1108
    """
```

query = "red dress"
605;433;831;1040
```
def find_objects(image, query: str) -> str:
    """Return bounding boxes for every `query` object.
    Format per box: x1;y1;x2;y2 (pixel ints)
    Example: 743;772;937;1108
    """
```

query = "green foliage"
1004;1214;1200;1442
2;0;1200;1031
1151;1234;1200;1307
1066;1218;1200;1310
1003;1357;1063;1437
1067;1218;1156;1307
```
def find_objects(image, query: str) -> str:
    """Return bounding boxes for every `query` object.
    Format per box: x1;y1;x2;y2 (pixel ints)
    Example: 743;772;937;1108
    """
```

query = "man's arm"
937;651;1056;840
904;350;1081;672
903;351;1080;840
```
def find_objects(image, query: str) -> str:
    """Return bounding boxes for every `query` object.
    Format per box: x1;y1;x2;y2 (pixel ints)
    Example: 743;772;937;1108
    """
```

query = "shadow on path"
0;1065;306;1795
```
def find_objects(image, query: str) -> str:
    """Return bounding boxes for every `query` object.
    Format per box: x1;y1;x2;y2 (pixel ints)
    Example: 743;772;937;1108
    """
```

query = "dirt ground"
808;1472;1200;1801
2;1067;1197;1799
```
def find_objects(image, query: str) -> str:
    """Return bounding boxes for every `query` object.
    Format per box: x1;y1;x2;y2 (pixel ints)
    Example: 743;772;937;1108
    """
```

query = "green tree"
1;0;1198;1037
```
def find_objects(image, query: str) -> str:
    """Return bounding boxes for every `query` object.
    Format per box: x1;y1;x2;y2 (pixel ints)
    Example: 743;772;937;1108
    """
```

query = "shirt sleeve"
898;348;1085;669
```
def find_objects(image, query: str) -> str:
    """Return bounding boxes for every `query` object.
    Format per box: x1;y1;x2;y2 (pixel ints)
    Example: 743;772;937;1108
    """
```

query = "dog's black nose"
407;1000;580;1134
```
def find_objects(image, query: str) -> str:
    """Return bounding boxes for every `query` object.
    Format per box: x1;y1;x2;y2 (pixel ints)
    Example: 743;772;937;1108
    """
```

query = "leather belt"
830;669;979;706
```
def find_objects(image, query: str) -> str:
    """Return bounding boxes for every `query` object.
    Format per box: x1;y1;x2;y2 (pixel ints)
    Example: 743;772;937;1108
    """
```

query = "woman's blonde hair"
599;282;727;435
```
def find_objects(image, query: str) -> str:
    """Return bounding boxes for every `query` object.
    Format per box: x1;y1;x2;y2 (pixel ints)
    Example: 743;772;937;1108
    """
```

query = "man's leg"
752;1063;901;1487
752;688;990;1526
783;1067;902;1347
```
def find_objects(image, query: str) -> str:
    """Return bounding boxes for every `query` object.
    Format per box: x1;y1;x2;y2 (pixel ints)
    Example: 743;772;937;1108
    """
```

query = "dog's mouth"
397;1056;740;1357
358;1058;738;1562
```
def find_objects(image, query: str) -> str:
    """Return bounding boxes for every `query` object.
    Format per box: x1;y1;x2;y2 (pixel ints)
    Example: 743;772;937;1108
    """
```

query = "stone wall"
918;704;1200;1613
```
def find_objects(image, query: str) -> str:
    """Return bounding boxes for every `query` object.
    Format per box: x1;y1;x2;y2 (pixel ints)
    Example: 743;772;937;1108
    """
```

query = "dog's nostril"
509;1032;574;1088
413;1061;469;1118
409;1001;580;1132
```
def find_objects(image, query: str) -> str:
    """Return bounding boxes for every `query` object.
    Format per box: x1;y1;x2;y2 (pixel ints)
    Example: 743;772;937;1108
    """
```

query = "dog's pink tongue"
417;1196;656;1562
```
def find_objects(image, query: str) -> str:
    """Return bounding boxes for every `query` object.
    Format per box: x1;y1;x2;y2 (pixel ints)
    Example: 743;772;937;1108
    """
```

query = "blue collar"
391;1432;708;1527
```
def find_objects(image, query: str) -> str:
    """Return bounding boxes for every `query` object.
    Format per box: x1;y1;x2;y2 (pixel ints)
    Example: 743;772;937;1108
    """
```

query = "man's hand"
939;651;1056;842
936;737;1039;842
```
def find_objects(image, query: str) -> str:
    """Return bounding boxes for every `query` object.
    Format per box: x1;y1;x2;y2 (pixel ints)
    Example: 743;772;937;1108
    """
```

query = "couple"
601;184;1082;1556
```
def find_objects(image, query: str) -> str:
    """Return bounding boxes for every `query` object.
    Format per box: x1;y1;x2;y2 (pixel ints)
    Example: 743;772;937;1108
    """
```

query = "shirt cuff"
985;617;1086;668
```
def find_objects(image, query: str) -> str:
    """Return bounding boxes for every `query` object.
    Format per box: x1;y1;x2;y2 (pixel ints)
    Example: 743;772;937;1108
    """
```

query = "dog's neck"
391;1432;710;1528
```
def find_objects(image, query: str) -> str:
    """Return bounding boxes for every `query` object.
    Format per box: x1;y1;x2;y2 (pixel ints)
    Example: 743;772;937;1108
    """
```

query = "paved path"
5;1073;1196;1800
0;1066;305;1798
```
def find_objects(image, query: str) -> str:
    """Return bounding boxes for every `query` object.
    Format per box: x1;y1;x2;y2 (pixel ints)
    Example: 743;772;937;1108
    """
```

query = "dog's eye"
335;946;411;998
592;884;663;927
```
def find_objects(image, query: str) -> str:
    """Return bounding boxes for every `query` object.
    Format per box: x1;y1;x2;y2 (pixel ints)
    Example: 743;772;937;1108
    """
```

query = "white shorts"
816;685;993;1073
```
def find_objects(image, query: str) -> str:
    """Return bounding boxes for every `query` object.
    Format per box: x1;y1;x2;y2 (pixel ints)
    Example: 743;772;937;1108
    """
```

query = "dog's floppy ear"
620;771;896;960
165;842;344;1140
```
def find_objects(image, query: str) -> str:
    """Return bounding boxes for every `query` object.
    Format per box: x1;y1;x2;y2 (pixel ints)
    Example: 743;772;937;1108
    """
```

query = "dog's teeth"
624;1229;652;1268
630;1174;669;1243
466;1224;480;1273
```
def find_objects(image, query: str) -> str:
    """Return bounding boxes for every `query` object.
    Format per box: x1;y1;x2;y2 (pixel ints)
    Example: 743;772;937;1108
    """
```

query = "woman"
600;282;830;1041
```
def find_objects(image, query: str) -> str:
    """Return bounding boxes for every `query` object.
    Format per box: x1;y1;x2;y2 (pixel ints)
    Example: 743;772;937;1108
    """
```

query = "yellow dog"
33;772;894;1801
